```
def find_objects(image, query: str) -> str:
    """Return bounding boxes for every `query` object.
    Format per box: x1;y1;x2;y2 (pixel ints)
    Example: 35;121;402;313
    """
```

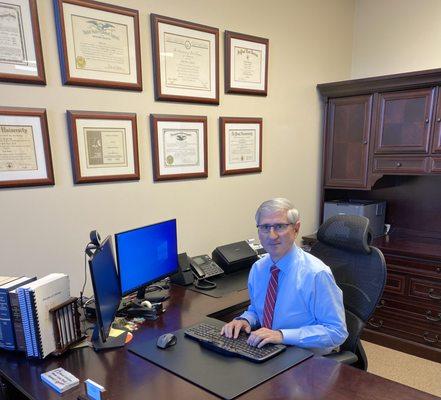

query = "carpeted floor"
362;340;441;398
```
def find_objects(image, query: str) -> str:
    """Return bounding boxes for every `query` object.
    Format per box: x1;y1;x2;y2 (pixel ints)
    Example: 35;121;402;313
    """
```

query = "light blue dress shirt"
240;245;348;355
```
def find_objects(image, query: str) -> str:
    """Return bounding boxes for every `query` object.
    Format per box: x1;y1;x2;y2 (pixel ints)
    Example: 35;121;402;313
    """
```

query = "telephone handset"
190;254;224;280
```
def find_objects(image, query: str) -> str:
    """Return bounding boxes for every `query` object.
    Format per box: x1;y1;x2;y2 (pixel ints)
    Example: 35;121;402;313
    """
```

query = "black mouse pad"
188;269;250;298
128;318;313;400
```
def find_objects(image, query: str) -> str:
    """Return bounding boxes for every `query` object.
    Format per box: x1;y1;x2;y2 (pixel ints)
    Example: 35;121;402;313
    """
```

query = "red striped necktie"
262;265;280;329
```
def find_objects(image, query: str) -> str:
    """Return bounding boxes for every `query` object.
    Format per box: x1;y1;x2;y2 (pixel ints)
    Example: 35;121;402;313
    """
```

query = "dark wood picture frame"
220;117;262;175
0;107;54;188
0;0;46;84
67;110;140;184
53;0;142;90
150;114;208;181
150;14;219;104
225;31;269;96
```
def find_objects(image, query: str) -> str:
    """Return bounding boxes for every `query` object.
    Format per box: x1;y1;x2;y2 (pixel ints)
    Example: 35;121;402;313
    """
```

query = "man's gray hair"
255;198;300;225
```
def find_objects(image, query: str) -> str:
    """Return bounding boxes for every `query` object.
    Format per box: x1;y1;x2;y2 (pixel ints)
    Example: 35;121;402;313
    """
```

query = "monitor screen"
115;219;178;297
88;236;121;343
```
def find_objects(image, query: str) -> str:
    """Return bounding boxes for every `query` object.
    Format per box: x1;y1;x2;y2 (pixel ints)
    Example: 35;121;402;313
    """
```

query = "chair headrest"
317;215;372;254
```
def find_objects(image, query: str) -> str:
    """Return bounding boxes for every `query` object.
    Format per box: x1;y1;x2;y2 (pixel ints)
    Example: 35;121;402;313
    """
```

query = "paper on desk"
109;328;126;338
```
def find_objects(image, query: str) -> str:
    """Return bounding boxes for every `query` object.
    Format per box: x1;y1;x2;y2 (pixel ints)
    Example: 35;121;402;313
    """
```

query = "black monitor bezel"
114;219;179;297
88;235;121;343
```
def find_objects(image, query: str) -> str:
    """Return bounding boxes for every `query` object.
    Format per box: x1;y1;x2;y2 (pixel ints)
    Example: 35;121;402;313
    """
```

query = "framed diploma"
67;110;140;183
150;14;219;104
225;31;269;96
0;107;54;188
150;114;208;181
220;117;262;175
54;0;142;90
0;0;45;84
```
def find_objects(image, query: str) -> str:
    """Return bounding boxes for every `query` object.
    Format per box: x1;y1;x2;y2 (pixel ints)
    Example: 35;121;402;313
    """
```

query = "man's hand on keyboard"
221;319;251;339
247;328;283;348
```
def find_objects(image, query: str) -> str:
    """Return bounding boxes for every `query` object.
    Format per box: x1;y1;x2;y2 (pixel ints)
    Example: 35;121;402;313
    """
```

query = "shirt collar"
271;244;299;273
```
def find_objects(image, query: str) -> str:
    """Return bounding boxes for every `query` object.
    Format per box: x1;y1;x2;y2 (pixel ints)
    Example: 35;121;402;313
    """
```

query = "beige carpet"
362;340;441;398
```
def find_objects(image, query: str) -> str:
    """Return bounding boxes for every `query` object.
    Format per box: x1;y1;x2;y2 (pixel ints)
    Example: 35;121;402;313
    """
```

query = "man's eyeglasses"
257;223;293;234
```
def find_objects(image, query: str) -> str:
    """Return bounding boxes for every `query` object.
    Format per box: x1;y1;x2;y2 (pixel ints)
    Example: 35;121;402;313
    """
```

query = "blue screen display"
89;236;121;341
115;219;178;296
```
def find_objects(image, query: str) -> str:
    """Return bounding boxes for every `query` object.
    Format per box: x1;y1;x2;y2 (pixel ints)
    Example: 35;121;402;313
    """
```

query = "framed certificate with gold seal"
53;0;142;90
150;114;208;181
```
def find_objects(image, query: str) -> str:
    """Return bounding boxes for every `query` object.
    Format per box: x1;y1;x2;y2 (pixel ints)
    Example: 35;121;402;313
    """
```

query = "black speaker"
171;252;194;286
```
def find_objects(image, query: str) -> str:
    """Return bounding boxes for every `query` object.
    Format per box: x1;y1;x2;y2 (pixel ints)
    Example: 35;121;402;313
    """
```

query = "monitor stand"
137;286;170;303
91;325;127;351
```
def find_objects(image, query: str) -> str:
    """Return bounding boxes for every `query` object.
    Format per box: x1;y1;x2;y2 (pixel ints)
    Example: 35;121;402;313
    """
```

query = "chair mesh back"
311;216;386;322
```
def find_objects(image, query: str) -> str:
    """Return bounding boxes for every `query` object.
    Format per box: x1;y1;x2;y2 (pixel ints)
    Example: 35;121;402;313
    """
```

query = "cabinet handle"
425;118;430;123
425;311;441;322
396;162;402;167
428;288;441;300
437;118;441;123
436;267;441;274
376;299;385;308
423;332;439;343
363;140;368;145
368;319;383;328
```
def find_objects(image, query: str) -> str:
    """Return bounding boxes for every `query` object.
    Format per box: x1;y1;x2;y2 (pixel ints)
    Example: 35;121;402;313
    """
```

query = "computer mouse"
156;333;177;349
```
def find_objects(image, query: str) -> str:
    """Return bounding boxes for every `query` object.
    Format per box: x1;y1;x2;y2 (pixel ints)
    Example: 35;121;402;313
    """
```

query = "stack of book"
16;273;71;358
0;276;36;351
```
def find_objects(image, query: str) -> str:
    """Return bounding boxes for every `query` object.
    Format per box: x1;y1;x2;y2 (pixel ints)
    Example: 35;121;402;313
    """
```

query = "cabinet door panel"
324;95;372;188
374;88;434;154
431;89;441;153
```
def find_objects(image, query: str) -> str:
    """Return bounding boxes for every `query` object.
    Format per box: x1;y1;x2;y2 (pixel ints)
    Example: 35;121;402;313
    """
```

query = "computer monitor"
88;236;127;351
115;219;178;301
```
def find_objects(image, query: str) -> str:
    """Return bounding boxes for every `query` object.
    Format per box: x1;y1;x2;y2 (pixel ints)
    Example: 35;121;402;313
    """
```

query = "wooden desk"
0;285;438;400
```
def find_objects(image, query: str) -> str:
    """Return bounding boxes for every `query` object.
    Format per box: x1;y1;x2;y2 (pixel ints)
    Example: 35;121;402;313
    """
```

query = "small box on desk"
212;241;258;274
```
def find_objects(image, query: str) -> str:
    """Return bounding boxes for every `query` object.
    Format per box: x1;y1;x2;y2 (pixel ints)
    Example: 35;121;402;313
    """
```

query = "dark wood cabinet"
374;88;434;155
324;95;372;188
317;69;441;362
364;240;441;362
318;69;441;185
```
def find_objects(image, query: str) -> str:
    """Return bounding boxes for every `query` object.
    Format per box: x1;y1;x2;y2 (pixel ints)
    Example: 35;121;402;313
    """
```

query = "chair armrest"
325;351;358;365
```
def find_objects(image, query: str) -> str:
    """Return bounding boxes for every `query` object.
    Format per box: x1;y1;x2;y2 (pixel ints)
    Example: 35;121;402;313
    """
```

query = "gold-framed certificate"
150;114;208;181
67;111;140;183
225;31;269;96
220;117;262;175
0;0;45;84
54;0;142;90
151;14;219;104
0;107;54;188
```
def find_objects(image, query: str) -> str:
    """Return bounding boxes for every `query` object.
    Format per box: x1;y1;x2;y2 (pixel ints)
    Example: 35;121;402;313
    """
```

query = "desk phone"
190;254;224;279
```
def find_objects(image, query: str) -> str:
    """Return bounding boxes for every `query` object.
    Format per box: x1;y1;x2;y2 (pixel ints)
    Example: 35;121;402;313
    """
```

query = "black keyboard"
185;322;286;363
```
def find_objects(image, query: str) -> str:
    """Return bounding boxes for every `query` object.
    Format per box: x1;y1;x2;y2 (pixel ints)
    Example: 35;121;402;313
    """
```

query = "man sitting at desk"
221;198;348;355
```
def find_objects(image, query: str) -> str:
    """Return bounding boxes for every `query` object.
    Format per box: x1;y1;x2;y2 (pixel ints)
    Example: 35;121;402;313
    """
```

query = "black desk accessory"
128;318;313;400
212;241;258;274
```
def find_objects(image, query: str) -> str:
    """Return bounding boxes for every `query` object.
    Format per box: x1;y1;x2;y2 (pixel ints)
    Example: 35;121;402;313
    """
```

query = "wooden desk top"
0;285;438;400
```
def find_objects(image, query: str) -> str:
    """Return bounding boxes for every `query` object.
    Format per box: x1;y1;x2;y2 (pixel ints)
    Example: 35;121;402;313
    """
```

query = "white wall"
0;0;355;294
352;0;441;78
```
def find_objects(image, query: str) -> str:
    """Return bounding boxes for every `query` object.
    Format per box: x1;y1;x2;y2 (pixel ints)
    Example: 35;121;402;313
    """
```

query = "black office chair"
310;215;386;370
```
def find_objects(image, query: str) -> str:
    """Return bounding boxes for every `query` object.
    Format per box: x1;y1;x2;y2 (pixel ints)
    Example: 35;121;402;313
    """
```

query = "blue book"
25;289;38;357
17;287;34;357
0;277;36;350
